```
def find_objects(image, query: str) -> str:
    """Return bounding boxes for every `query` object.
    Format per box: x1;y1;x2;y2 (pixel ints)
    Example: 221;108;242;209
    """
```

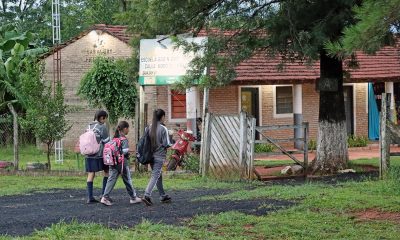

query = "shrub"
254;143;275;153
308;139;317;151
183;153;200;173
348;135;369;147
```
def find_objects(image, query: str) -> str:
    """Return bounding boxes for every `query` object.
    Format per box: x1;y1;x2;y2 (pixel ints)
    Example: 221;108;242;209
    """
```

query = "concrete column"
293;84;303;149
186;87;200;136
385;82;396;122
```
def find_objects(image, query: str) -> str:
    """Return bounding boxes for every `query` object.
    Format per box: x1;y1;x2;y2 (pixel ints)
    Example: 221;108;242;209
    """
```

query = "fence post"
7;103;18;171
380;93;390;179
248;117;257;179
239;112;248;178
201;113;212;177
303;122;309;174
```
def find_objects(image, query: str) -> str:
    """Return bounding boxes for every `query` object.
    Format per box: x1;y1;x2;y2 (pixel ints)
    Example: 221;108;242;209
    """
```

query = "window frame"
168;87;187;123
273;85;294;118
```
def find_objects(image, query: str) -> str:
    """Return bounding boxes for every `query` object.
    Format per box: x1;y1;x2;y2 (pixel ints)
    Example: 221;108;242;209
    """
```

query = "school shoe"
86;198;99;204
142;196;153;206
130;196;143;204
160;195;172;203
100;195;114;203
100;197;113;206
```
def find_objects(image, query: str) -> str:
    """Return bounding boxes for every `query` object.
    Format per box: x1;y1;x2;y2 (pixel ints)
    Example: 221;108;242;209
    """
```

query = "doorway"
240;87;260;127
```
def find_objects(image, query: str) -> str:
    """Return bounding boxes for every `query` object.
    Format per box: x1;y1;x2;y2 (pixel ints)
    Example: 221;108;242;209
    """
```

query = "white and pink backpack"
79;124;100;155
103;137;127;170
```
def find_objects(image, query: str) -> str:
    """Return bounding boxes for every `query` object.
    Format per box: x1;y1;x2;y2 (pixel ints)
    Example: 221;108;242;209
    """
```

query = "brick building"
141;38;400;142
44;25;400;150
43;25;133;149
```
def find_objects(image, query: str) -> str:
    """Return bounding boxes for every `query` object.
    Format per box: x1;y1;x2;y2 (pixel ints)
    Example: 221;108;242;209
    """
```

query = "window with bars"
276;86;293;114
170;90;186;119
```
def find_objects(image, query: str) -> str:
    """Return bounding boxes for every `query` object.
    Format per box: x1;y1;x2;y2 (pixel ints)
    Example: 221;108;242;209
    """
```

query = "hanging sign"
139;37;206;85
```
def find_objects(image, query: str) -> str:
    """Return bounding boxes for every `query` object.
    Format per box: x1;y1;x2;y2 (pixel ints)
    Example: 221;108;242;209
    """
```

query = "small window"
276;86;293;114
171;90;186;119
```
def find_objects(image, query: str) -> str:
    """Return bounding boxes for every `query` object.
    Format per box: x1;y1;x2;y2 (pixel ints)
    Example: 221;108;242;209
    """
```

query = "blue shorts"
85;157;108;173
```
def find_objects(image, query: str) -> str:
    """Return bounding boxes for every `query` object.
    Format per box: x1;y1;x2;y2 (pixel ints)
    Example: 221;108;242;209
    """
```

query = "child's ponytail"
113;121;130;138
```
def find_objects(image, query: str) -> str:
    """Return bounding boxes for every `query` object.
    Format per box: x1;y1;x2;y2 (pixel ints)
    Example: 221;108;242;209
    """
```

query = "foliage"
183;153;200;173
21;75;71;170
308;139;317;151
121;0;361;88
347;135;369;147
0;0;126;45
254;143;275;153
328;0;400;56
78;56;138;123
0;25;47;109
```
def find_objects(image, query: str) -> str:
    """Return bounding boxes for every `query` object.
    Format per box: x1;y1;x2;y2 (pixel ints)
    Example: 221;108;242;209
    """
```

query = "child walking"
142;109;173;206
101;121;142;206
85;110;110;204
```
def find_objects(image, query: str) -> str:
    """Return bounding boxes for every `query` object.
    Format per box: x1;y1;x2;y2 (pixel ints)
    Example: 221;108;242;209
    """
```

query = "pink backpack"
79;124;100;155
103;136;127;169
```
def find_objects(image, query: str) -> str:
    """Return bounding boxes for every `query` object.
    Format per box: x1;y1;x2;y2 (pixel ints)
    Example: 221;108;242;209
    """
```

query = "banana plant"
0;24;47;109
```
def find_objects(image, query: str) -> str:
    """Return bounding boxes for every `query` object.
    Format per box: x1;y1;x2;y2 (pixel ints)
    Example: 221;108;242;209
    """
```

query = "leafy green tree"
78;56;138;123
21;71;71;170
0;24;47;109
329;0;400;55
122;0;365;173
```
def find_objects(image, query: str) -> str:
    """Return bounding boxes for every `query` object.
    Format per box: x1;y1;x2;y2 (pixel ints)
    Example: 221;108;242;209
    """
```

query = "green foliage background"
78;56;138;123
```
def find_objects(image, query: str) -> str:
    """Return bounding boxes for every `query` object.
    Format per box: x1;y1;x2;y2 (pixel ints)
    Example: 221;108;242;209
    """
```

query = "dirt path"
0;188;293;236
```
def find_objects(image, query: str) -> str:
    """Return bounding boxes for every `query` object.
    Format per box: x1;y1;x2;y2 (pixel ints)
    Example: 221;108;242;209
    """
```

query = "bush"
254;143;275;153
183;153;200;173
348;135;369;147
308;139;317;151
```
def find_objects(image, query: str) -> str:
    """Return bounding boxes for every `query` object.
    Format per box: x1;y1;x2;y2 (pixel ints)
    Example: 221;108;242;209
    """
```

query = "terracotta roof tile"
230;46;400;84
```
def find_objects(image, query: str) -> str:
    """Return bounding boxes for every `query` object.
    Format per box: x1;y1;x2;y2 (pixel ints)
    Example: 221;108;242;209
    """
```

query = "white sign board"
139;37;206;85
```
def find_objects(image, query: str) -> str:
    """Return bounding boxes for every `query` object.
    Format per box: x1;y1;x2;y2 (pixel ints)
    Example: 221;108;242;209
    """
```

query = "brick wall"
149;83;369;145
43;31;133;150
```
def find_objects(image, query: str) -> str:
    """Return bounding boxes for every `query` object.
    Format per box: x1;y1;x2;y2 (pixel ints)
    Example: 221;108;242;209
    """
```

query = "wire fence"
0;112;36;148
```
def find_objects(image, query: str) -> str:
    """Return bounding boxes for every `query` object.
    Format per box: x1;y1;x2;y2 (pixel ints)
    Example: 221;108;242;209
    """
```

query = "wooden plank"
239;112;248;178
248;117;257;178
256;124;307;131
255;138;304;143
219;116;240;144
210;134;235;173
380;93;390;179
303;122;309;172
213;117;240;159
211;126;240;170
201;113;212;177
258;132;304;167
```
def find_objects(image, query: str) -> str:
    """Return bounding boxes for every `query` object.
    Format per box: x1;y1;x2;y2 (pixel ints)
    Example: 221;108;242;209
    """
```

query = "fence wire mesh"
0;112;36;148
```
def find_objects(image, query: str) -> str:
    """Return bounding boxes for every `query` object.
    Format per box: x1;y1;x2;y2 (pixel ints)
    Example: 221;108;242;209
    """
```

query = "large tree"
121;0;365;173
330;0;400;54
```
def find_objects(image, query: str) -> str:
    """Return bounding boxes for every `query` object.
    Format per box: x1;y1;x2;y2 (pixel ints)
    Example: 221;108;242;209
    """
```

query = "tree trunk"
47;143;52;170
312;51;348;174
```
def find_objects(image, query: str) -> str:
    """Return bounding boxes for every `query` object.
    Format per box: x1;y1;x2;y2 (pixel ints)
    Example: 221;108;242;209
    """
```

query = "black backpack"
136;128;154;165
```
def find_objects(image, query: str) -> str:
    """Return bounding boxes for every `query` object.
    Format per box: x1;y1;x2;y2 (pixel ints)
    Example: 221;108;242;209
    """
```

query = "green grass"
1;176;400;239
0;145;82;171
1;151;400;239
